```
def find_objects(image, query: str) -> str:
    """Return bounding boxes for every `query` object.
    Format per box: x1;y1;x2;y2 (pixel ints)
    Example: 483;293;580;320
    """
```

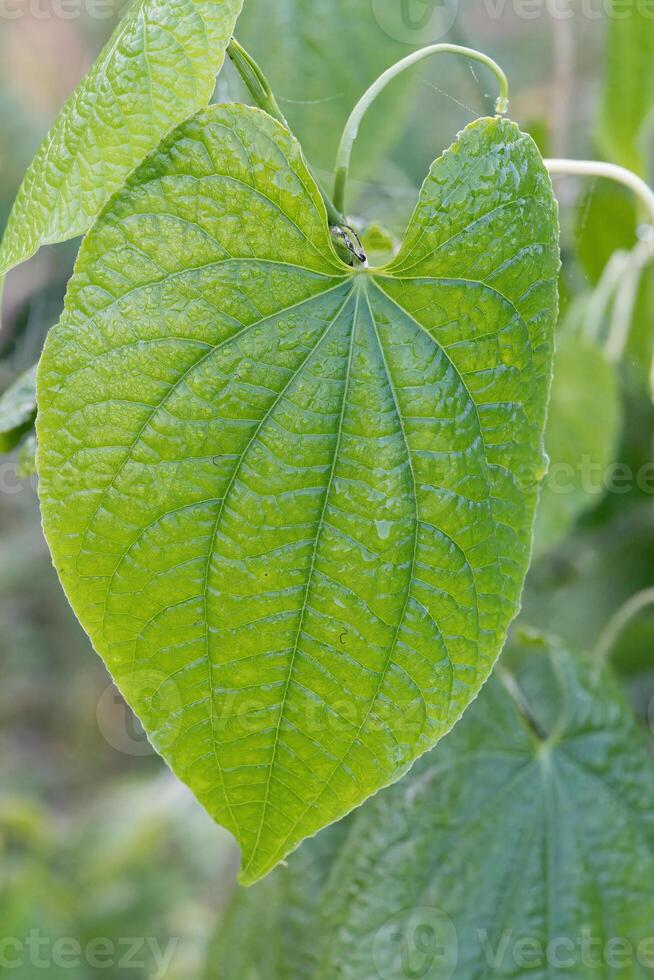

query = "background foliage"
0;0;653;976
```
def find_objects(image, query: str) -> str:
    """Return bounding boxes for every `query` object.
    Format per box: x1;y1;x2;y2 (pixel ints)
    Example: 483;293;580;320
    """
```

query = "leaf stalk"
227;38;347;229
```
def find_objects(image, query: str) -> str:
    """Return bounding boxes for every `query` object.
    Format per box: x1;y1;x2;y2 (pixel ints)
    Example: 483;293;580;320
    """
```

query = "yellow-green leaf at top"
0;0;243;280
37;104;559;884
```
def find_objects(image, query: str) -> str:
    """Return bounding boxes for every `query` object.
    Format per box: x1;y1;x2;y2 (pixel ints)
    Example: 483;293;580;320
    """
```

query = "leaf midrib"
244;271;502;876
369;277;487;680
201;289;357;845
245;282;426;878
241;286;360;876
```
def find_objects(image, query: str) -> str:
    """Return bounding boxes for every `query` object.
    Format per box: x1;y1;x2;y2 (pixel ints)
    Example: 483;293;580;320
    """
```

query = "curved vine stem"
595;587;654;673
548;159;654;364
583;249;631;346
333;44;510;216
545;159;654;233
605;238;652;362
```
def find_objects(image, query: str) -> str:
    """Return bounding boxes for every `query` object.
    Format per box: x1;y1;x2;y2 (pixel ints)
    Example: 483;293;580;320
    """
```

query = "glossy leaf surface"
213;634;654;979
0;0;243;279
0;364;37;453
37;104;558;883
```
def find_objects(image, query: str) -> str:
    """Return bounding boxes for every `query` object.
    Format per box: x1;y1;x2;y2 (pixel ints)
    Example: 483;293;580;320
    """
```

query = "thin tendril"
545;159;654;236
596;588;654;671
333;44;510;216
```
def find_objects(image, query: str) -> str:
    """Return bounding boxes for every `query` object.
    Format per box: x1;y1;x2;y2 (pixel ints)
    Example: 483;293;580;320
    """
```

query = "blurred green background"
1;1;653;976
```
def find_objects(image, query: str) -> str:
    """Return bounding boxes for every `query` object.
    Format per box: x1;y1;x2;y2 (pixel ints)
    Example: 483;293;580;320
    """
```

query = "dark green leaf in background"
206;817;348;979
576;184;638;285
212;632;654;979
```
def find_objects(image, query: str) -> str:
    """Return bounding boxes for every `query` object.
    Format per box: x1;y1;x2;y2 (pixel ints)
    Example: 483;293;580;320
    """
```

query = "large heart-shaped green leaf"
0;0;243;280
210;632;654;977
36;103;559;883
